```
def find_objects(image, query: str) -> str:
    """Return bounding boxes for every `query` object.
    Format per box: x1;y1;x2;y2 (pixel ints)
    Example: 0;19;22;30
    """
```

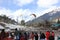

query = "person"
35;33;38;40
20;33;25;40
14;28;20;40
30;32;34;40
26;32;30;39
0;29;6;40
11;32;15;40
24;32;28;40
4;32;13;40
40;33;45;40
40;31;42;39
52;32;55;37
0;33;1;40
49;33;54;40
46;31;50;40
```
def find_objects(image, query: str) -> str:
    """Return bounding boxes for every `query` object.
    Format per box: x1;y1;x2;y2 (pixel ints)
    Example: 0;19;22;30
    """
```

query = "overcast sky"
0;0;60;22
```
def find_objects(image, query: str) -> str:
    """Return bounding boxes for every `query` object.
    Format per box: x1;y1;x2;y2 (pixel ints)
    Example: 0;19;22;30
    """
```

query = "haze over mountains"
26;8;60;25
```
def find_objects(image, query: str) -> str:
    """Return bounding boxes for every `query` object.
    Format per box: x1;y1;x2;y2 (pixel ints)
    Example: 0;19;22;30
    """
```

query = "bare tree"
44;20;51;27
21;20;25;26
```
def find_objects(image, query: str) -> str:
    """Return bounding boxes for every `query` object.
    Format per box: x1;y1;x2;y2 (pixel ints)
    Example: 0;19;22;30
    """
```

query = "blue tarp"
52;23;60;27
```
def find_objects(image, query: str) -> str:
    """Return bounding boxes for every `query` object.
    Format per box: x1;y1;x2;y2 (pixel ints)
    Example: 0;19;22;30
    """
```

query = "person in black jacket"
24;32;28;40
35;33;38;40
40;33;45;40
14;28;20;40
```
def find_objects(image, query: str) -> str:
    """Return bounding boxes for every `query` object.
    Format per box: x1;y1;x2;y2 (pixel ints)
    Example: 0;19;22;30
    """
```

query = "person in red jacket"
4;32;13;40
20;36;25;40
0;29;6;40
4;37;13;40
20;33;25;40
52;32;55;37
46;31;50;40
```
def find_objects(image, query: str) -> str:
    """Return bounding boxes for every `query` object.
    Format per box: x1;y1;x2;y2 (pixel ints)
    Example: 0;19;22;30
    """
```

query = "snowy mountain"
40;8;60;20
26;8;60;26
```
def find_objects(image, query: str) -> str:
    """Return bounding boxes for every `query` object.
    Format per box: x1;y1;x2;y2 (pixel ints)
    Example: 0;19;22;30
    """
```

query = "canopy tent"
52;23;60;27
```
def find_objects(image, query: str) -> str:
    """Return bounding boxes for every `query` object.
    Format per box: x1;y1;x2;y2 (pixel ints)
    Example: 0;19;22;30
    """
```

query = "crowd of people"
0;28;55;40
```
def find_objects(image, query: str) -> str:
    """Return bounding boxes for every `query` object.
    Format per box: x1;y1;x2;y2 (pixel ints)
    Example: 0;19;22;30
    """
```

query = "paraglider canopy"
31;14;36;18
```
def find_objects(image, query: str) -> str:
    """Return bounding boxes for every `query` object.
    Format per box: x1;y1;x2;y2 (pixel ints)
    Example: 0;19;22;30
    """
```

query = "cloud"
0;8;35;22
0;8;15;20
0;8;12;16
13;0;34;7
13;9;32;16
13;9;33;22
42;6;57;13
13;9;39;22
37;0;58;8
